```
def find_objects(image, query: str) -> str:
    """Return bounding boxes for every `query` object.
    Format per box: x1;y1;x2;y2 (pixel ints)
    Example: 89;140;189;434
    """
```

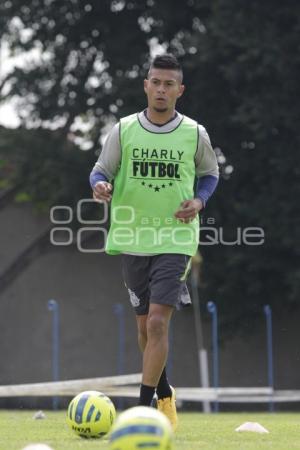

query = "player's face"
144;68;185;113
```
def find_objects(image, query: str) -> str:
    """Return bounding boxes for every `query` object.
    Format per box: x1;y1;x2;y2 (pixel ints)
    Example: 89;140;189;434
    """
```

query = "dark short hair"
148;54;183;81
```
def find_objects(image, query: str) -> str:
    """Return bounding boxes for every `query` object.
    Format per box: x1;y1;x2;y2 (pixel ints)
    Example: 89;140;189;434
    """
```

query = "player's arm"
89;123;121;202
175;125;219;222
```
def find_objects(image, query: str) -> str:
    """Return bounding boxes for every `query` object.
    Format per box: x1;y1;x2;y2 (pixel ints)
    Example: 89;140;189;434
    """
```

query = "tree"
0;125;94;208
0;0;153;144
181;0;300;332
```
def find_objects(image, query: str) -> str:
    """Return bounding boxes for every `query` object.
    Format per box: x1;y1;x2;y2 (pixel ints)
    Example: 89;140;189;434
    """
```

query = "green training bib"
105;113;199;255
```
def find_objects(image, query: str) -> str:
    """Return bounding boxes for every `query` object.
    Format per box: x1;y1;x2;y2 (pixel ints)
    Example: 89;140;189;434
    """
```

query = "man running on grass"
90;53;219;430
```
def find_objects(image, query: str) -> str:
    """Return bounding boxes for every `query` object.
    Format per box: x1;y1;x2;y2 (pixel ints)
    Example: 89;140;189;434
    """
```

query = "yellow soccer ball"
66;390;116;438
109;406;173;450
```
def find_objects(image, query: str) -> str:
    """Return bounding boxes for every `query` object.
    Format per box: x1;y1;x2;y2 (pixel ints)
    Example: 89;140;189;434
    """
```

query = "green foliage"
14;191;31;203
0;126;94;210
0;0;153;139
188;1;300;331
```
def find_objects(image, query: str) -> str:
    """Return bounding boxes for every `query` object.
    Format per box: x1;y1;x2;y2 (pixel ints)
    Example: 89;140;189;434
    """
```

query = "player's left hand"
174;198;203;223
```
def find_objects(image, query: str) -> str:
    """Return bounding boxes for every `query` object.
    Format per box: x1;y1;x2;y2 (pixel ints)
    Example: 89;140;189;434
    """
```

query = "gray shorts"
121;253;192;315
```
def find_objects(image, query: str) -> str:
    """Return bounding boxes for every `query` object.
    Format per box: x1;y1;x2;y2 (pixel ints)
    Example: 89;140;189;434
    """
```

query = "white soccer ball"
109;406;173;450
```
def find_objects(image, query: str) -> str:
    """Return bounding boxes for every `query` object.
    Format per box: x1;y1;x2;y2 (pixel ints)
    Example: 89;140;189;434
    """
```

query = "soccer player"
90;54;219;430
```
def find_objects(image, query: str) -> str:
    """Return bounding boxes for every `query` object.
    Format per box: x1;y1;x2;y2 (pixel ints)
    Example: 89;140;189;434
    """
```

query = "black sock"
156;368;172;400
139;384;156;406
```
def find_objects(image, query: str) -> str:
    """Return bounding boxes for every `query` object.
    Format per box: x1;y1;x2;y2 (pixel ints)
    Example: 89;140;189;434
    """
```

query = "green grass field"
0;411;299;450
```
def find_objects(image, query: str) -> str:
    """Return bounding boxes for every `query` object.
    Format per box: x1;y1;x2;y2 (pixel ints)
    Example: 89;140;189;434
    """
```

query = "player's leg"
141;302;177;430
121;255;157;406
122;253;190;426
146;253;192;430
136;314;171;407
136;314;147;352
138;303;174;410
141;303;174;387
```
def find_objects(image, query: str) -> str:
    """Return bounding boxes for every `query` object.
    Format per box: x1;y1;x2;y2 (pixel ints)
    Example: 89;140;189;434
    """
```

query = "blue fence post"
47;299;60;410
207;301;219;412
264;304;274;412
113;303;125;409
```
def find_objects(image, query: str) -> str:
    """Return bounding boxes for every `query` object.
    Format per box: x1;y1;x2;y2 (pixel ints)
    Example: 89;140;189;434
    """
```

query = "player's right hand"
93;181;113;202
